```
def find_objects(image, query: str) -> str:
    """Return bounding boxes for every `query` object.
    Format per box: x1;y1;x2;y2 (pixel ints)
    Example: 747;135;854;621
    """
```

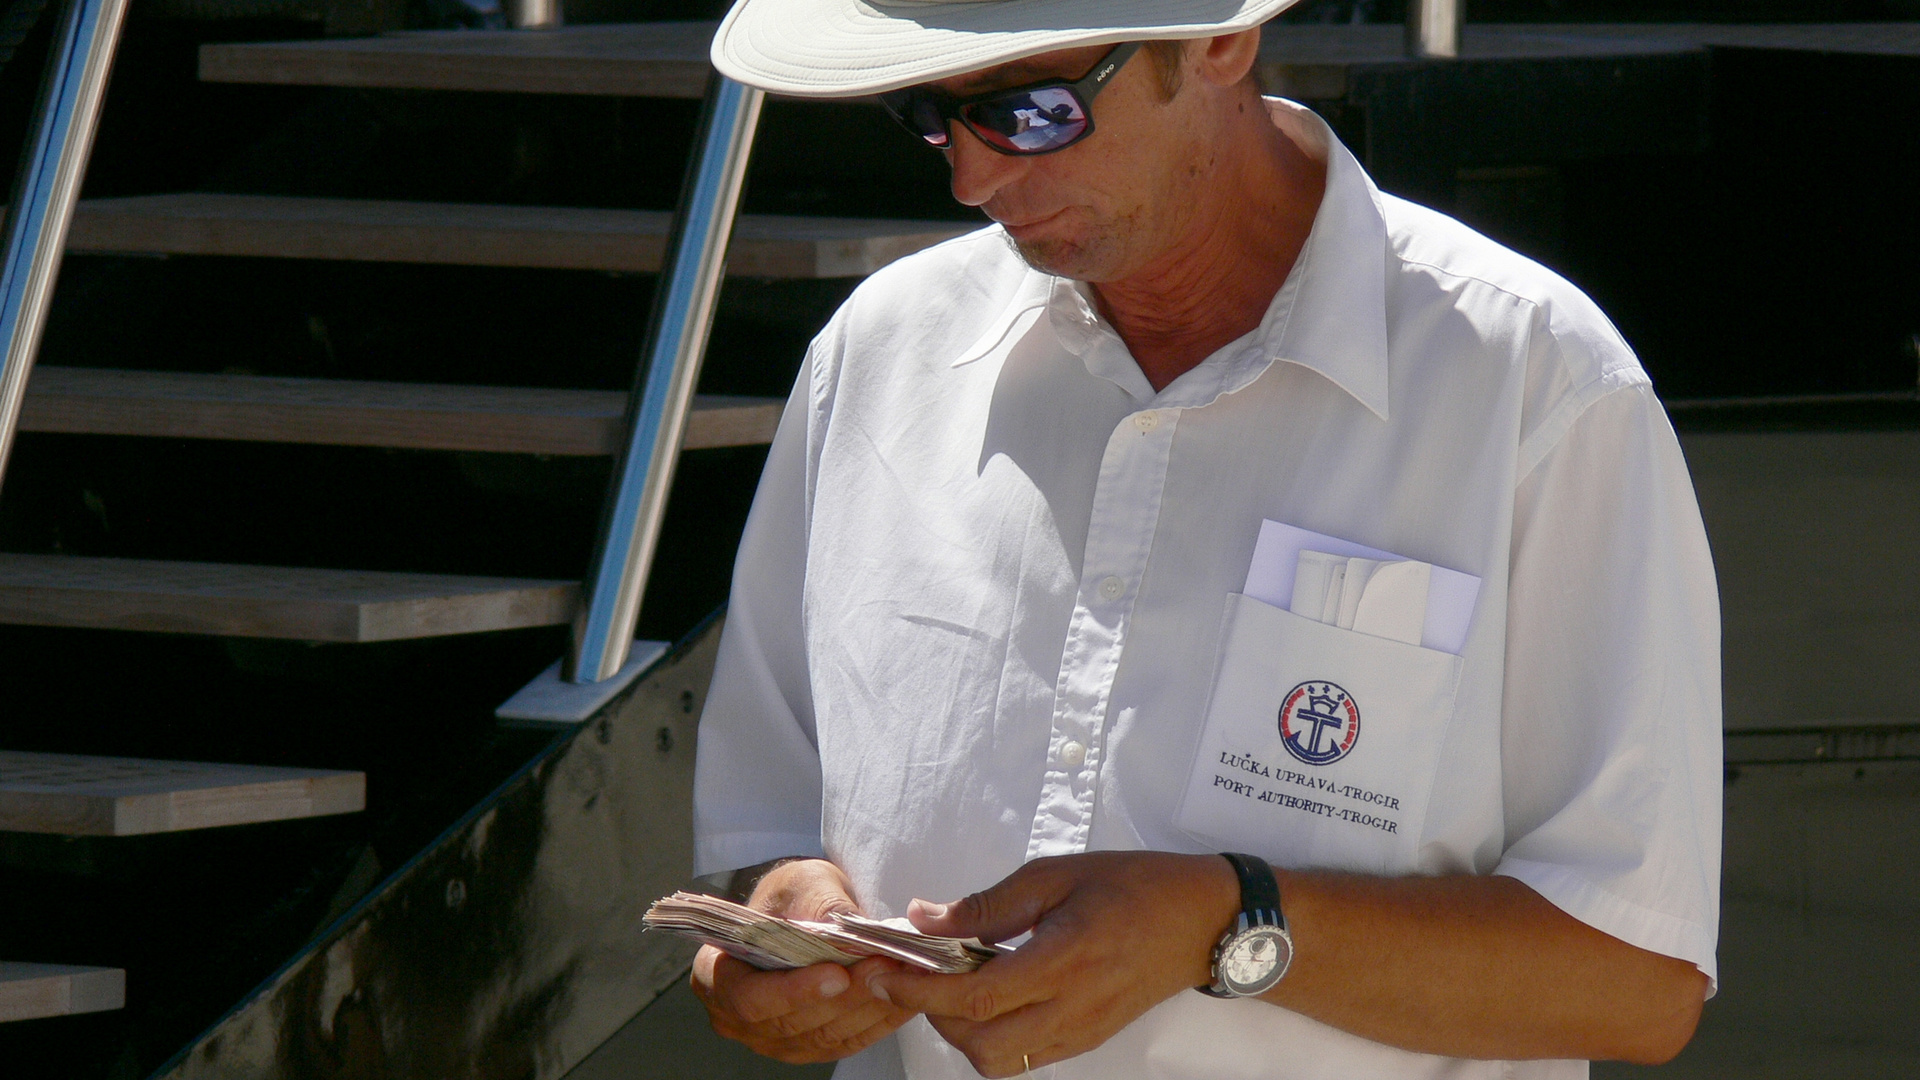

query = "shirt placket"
1026;405;1179;861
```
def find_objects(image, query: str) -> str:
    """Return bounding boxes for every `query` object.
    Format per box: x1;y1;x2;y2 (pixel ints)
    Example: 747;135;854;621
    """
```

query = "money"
643;891;1008;974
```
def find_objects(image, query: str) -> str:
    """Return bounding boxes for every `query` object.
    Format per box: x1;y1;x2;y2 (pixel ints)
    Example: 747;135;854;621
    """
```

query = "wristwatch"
1198;852;1293;998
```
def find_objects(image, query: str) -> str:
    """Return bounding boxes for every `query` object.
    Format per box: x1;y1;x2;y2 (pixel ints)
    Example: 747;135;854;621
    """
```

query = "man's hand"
870;852;1239;1078
690;858;916;1064
868;853;1706;1071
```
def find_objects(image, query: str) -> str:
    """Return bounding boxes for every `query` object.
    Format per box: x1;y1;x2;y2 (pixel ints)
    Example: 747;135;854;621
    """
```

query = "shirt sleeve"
691;358;829;877
1493;380;1724;991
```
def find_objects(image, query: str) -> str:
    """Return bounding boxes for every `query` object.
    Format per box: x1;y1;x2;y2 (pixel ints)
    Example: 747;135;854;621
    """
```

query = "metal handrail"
1406;0;1462;59
0;0;131;487
567;72;765;683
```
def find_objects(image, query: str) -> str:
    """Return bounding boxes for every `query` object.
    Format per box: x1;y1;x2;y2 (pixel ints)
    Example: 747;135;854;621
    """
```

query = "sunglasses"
879;42;1143;157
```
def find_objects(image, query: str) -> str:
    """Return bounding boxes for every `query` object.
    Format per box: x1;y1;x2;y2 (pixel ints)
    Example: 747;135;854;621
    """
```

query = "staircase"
1;962;124;1023
0;7;969;1069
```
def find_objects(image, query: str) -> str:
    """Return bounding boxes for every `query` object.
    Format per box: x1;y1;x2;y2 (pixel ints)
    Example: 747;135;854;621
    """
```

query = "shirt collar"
1261;98;1392;421
957;99;1392;421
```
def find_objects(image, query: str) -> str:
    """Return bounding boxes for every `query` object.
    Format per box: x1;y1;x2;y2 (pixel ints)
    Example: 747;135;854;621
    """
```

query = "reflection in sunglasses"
880;42;1135;157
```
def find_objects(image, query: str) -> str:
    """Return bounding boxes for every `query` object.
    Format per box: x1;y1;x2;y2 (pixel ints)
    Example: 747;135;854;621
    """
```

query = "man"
690;3;1722;1079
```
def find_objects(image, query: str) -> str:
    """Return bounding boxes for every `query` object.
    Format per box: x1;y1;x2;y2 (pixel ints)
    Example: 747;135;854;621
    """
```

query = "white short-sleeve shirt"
693;99;1722;1080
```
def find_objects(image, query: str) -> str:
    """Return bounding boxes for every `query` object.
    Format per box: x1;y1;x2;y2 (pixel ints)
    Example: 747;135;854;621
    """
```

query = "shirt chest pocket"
1173;593;1464;876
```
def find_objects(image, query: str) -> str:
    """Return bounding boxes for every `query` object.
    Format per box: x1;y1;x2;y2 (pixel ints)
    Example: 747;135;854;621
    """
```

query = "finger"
690;945;762;1007
749;859;861;921
927;1010;1079;1079
762;998;916;1065
789;995;909;1053
727;960;912;1063
717;957;908;1045
929;996;1072;1060
712;957;854;1026
871;956;1051;1024
873;901;1112;1022
906;857;1076;942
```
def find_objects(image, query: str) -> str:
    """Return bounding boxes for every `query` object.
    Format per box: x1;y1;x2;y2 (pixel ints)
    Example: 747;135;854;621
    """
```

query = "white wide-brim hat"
710;0;1300;98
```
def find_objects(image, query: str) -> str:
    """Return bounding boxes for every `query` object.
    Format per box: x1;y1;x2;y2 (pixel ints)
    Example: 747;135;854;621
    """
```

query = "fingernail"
866;975;891;1004
911;898;948;919
819;970;849;998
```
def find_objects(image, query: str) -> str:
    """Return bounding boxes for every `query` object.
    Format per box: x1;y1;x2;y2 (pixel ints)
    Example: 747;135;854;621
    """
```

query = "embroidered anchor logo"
1279;681;1360;766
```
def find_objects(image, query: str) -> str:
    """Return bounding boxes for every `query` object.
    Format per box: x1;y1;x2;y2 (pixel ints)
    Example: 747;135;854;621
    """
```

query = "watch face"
1219;925;1292;996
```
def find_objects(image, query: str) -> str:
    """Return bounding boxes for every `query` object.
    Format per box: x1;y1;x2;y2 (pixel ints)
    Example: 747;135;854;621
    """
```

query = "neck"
1094;102;1326;393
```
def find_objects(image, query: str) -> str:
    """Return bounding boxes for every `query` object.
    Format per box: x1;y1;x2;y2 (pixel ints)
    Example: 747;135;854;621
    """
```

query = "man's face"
929;43;1217;283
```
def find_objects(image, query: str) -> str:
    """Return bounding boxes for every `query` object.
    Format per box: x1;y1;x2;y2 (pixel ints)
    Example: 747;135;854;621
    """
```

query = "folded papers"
643;891;1008;974
1291;550;1431;646
1243;520;1482;655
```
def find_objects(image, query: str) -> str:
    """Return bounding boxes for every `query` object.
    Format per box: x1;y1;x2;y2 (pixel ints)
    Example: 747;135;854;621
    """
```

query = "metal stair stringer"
149;609;725;1080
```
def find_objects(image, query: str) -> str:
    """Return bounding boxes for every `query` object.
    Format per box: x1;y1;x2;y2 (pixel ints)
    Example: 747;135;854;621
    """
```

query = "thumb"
905;861;1070;943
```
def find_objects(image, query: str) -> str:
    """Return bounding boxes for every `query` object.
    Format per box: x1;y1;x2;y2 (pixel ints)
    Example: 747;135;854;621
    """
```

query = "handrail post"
0;0;133;488
1406;0;1462;59
567;72;764;684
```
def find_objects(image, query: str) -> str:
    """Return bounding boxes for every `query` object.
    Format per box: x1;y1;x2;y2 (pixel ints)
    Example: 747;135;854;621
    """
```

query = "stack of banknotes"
644;891;1008;974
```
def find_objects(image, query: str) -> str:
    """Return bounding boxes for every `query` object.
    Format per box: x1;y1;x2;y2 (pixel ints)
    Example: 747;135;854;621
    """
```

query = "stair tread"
0;962;126;1021
0;750;365;836
68;193;973;278
21;366;782;455
1534;21;1920;56
200;21;718;97
0;553;578;641
198;22;1920;99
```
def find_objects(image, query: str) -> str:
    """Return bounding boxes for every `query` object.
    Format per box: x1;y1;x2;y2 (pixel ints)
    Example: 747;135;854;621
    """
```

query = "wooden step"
200;21;717;97
199;22;1920;100
20;367;781;455
0;554;577;641
1256;22;1920;96
1522;22;1920;57
0;962;125;1022
68;194;973;278
0;750;364;835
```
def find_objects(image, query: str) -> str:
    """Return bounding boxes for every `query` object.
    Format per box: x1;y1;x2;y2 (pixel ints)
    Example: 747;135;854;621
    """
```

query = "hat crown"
712;0;1297;98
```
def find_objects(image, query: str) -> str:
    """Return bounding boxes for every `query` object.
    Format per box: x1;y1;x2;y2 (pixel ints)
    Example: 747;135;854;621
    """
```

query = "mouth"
997;208;1065;239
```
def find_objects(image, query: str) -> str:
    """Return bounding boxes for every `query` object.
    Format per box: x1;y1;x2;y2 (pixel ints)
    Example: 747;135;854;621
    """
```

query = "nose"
946;122;1025;208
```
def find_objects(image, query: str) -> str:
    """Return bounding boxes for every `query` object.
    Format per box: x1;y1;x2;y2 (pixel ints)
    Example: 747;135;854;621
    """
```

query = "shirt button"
1132;411;1160;432
1060;741;1087;767
1097;576;1125;601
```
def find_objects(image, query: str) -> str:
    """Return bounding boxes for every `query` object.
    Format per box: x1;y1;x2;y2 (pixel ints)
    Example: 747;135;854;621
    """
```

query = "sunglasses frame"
879;41;1145;157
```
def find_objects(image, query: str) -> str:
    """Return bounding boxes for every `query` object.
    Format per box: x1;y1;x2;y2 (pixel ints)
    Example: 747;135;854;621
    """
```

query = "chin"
1002;229;1123;282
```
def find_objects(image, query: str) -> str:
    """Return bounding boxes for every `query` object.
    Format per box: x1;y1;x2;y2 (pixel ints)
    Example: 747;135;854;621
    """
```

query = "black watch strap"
1220;852;1283;927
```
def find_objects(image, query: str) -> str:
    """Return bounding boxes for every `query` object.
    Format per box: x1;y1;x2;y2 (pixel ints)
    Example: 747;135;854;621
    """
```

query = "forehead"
932;43;1112;97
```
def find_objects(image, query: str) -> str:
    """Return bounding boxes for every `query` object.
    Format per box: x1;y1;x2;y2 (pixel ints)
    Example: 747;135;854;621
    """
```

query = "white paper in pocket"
1173;594;1464;875
1290;551;1430;645
1244;520;1481;655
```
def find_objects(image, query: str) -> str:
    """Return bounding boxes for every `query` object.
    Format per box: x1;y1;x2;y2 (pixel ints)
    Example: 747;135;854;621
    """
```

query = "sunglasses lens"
963;87;1089;153
880;89;951;147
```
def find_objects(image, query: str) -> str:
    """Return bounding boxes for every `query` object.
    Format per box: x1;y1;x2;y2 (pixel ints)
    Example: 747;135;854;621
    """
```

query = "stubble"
997;204;1151;283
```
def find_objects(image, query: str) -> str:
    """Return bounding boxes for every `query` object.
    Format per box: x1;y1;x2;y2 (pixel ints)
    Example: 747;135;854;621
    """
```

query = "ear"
1196;27;1262;88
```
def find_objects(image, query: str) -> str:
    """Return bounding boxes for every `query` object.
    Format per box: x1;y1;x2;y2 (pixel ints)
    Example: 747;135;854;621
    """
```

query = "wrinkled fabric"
693;100;1720;1080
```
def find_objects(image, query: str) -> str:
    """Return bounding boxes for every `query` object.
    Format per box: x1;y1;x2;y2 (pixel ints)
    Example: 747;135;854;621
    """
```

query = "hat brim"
710;0;1299;98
